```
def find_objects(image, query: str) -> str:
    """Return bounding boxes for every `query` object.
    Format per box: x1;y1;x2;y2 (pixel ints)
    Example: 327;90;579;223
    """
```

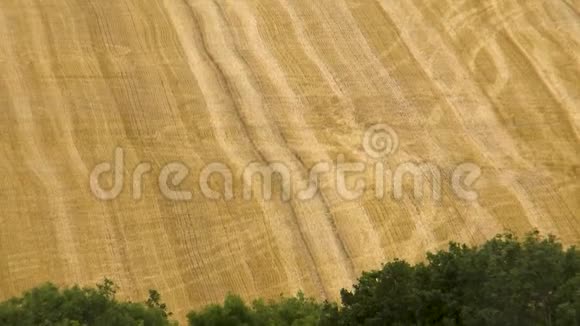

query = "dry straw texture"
0;0;578;321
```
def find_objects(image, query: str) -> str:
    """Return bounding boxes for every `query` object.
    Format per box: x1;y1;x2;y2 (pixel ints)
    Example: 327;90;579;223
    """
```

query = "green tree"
147;289;172;318
187;294;254;326
252;291;323;325
187;292;323;326
337;231;580;326
0;279;175;326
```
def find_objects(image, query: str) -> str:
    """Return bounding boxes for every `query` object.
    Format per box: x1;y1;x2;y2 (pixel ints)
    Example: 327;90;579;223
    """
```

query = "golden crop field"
0;0;578;321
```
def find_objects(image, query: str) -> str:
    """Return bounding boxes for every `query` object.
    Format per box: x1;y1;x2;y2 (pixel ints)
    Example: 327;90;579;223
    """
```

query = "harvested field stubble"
0;0;579;321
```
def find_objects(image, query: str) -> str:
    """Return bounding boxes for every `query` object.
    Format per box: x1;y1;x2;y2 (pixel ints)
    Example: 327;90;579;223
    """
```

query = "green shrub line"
1;231;578;325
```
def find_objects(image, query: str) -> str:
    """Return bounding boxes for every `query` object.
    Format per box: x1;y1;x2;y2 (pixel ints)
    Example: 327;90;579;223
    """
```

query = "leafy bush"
187;292;324;326
0;279;175;326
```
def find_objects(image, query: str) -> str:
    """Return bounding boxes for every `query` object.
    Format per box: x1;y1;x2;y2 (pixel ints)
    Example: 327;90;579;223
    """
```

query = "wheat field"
0;0;579;321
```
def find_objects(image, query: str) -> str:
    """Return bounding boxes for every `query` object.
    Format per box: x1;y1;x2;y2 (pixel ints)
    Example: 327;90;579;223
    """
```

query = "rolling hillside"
0;0;578;320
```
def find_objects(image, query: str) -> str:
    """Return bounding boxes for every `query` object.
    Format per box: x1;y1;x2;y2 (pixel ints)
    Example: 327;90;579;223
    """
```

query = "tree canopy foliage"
0;231;578;325
187;291;323;326
333;231;580;325
0;279;175;326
